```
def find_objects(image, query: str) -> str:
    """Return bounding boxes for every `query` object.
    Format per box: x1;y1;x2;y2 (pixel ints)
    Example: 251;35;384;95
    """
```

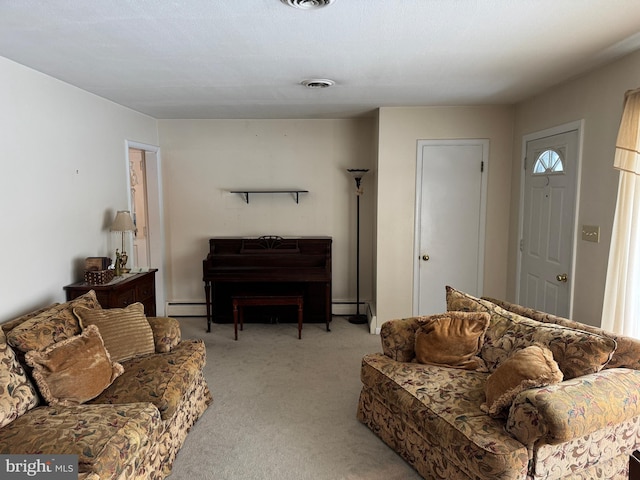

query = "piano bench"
231;294;304;340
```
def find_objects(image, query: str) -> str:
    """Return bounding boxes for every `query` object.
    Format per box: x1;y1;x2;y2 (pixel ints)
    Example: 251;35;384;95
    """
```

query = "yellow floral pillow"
445;286;616;379
0;329;39;427
7;291;101;354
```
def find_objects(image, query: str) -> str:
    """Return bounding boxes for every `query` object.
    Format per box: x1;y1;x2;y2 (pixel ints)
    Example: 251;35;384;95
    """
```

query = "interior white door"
519;130;578;316
414;140;488;315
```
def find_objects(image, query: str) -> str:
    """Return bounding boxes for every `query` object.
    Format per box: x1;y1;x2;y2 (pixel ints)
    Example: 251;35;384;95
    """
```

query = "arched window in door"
533;149;564;174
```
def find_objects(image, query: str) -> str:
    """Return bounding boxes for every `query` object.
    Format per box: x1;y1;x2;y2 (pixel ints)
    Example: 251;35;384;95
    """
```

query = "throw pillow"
74;302;155;362
414;312;490;370
0;329;39;427
6;290;101;354
25;325;124;406
484;295;640;371
482;344;563;417
445;286;617;379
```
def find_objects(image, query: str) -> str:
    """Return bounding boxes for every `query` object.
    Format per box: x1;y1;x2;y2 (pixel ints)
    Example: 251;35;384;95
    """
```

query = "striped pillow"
74;303;155;362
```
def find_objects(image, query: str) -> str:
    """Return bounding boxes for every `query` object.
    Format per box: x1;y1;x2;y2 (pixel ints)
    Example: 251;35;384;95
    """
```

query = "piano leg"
204;281;212;332
232;300;239;340
325;281;331;332
297;296;303;339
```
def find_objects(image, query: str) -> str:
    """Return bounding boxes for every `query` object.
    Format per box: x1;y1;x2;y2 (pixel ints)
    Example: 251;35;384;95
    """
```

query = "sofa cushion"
360;352;529;479
147;316;181;353
1;303;60;335
25;325;124;406
89;339;207;420
75;302;155;362
484;296;640;371
414;312;490;370
0;403;161;477
6;291;101;354
0;329;39;428
380;316;423;362
446;286;617;379
483;344;563;417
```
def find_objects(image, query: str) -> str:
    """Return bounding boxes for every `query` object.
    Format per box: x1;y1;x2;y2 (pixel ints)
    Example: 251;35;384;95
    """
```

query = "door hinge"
480;161;484;173
524;157;527;171
519;239;524;252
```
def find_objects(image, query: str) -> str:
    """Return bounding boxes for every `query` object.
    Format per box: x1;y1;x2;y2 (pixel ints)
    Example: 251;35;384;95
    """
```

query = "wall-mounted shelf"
230;189;309;204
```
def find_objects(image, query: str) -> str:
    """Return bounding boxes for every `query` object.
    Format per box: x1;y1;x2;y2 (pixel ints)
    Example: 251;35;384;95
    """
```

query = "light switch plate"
582;225;600;243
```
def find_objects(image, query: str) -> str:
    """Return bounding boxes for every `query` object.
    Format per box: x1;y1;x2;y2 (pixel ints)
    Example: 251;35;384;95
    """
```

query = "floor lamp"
347;168;369;324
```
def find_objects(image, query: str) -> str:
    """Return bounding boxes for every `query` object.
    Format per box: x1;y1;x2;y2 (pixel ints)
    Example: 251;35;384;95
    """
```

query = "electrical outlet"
582;225;600;243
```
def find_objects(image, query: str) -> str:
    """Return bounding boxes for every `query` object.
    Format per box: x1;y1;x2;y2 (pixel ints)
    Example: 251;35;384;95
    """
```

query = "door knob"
422;255;430;261
556;273;568;283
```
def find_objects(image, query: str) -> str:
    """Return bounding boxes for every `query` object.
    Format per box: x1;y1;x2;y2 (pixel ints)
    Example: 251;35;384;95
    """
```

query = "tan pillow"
414;312;490;370
25;325;124;406
482;344;563;418
74;302;155;362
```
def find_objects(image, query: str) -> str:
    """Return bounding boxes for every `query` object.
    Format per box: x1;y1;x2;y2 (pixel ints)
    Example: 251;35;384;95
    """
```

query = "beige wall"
157;119;376;309
375;106;515;328
4;48;638;330
509;49;640;327
0;57;158;322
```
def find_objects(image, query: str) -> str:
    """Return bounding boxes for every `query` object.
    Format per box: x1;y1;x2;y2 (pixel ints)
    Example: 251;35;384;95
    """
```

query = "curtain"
602;89;640;337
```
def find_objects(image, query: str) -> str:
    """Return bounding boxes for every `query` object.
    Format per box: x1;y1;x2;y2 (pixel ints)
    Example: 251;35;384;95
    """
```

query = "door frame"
516;120;584;317
412;139;489;315
125;140;167;316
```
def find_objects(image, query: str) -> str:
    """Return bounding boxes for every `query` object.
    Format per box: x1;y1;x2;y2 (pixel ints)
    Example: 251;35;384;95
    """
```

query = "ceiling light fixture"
281;0;336;10
301;78;335;89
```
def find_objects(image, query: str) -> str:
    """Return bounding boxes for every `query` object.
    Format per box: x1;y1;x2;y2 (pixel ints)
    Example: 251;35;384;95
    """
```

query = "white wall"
375;106;515;328
0;57;158;322
157;119;376;309
509;49;640;327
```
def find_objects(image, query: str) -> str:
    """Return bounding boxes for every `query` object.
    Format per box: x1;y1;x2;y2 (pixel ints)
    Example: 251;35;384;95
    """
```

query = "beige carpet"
170;316;422;480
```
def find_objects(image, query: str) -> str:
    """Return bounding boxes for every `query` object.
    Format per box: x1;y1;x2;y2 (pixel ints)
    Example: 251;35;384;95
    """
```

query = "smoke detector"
301;78;335;89
281;0;336;10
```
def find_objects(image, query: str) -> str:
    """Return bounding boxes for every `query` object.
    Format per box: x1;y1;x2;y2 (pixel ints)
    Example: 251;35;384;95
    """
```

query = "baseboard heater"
165;301;371;318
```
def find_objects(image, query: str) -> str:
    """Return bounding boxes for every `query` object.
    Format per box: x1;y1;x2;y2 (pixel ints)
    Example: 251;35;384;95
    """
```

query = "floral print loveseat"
357;286;640;480
0;291;212;479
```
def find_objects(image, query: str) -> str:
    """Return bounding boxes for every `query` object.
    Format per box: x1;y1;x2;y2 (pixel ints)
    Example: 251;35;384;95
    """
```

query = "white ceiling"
2;0;640;119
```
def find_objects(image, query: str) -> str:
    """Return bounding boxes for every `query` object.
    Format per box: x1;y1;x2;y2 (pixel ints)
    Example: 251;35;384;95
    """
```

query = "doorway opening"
129;148;150;268
125;141;166;316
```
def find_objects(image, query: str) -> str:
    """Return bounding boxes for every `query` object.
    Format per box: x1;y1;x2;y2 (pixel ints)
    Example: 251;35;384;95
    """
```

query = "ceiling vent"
301;78;335;89
281;0;336;10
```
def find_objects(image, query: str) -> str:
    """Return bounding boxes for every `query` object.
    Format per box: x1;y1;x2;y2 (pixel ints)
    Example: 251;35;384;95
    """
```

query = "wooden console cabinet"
64;269;157;317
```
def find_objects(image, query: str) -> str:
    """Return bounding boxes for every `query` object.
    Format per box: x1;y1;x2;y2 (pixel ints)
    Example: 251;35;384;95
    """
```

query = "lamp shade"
110;211;136;233
347;168;369;181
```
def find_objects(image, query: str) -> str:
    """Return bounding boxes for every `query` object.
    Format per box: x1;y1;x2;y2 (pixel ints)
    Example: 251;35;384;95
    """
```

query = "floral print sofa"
357;286;640;480
0;291;212;479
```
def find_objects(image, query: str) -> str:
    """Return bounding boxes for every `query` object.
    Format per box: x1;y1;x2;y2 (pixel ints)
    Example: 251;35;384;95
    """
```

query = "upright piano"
202;236;332;332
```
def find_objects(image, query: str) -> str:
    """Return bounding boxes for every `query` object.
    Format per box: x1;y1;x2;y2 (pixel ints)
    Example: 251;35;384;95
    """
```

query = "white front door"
414;140;488;315
519;129;579;316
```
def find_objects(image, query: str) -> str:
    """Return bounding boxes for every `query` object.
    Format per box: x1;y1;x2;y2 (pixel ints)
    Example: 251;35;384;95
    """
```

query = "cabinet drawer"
136;277;155;302
113;290;136;308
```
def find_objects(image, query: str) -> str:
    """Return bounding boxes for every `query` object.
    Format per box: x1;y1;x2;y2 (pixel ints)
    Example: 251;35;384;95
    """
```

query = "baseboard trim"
165;302;207;317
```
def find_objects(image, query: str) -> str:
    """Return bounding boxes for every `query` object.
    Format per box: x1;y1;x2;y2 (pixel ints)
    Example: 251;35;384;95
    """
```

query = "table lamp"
110;210;136;274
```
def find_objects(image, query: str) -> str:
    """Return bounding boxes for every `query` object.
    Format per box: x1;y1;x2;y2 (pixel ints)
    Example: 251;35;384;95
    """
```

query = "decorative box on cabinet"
64;269;157;317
